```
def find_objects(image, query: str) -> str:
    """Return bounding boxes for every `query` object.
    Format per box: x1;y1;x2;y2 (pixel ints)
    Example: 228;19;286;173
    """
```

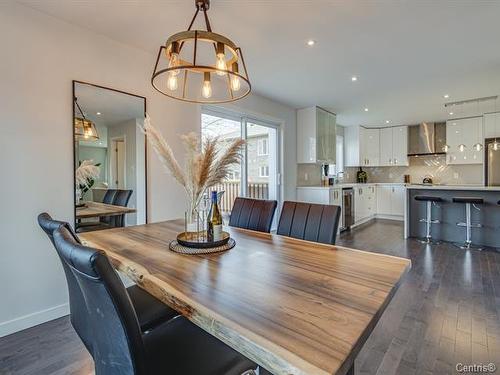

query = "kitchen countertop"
298;183;500;191
297;182;404;189
405;184;500;191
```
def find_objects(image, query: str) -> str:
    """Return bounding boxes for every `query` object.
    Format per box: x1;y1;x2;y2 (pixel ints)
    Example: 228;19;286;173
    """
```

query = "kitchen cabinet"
354;184;376;222
345;126;380;167
297;106;336;164
379;126;408;166
484;112;500;139
330;187;342;207
376;185;405;217
296;188;329;204
446;117;483;165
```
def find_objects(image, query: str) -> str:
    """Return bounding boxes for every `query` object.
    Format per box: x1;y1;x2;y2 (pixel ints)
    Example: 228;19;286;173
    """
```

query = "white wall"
0;2;297;336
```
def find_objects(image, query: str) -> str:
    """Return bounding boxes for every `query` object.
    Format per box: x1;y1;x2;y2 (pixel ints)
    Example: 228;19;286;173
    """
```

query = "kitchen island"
405;184;500;248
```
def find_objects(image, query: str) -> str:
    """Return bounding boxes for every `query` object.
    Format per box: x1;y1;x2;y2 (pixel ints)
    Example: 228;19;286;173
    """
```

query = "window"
257;138;268;156
259;165;269;178
336;135;344;173
226;170;241;181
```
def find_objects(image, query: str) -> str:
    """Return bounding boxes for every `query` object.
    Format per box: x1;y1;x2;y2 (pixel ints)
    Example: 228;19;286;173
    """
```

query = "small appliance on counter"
404;174;411;184
321;164;329;186
422;175;433;185
356;167;367;183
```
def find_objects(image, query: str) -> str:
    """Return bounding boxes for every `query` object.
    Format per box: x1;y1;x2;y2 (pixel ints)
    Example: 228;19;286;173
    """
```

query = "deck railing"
208;181;269;213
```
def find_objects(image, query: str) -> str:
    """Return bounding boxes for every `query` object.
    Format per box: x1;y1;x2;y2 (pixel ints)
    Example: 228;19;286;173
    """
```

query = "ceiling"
21;0;500;127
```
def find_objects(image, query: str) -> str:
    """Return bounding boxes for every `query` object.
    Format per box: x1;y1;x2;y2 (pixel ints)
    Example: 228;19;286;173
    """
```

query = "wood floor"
1;219;499;375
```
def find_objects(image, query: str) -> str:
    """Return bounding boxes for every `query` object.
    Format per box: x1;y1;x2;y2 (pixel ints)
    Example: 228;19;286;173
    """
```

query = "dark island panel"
407;188;500;248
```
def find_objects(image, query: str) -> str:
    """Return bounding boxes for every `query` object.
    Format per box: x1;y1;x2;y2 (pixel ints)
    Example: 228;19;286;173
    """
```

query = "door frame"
201;106;283;215
109;136;127;189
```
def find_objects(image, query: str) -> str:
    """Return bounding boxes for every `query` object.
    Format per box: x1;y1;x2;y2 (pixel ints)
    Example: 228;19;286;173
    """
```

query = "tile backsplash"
297;155;483;186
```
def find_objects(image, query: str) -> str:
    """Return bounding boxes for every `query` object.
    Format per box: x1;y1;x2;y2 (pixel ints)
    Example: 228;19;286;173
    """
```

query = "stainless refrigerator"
485;138;500;186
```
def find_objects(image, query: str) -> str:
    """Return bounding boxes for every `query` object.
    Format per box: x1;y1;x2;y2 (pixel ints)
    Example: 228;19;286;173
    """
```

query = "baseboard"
0;303;69;338
375;214;404;221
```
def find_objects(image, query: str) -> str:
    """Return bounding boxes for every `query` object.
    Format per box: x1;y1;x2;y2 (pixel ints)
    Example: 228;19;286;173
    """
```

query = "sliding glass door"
201;110;280;220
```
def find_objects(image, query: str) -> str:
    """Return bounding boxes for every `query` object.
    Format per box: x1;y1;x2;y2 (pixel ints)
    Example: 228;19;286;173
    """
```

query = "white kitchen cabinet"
484;112;500;139
379;127;393;166
376;185;405;217
354;184;376;223
297;106;336;164
330;187;342;207
446;117;483;165
296;188;329;204
345;126;380;167
392;126;409;166
379;126;408;166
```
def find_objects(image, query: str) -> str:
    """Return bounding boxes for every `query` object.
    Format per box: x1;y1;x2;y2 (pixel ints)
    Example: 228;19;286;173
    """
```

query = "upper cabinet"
297;106;336;164
484;112;500;139
345;126;380;167
446;117;483;165
345;125;407;167
379;126;408;166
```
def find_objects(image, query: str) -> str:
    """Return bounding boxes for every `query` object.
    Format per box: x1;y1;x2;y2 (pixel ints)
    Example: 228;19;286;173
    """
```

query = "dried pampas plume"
75;160;100;189
140;114;244;213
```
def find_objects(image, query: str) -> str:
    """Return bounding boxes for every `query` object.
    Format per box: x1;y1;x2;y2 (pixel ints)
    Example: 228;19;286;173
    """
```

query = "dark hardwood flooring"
1;219;499;375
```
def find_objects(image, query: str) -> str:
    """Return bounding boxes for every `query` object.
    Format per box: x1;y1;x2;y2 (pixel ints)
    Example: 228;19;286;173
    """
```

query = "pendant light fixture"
151;0;251;104
74;98;99;141
472;100;483;152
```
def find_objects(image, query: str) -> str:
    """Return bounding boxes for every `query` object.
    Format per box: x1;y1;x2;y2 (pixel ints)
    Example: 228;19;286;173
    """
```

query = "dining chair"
52;225;259;375
76;188;118;232
110;189;133;227
38;213;179;342
229;197;277;233
277;201;341;245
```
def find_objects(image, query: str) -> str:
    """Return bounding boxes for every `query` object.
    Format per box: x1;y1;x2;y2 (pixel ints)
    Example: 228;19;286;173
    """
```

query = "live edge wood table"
79;219;410;375
75;201;136;219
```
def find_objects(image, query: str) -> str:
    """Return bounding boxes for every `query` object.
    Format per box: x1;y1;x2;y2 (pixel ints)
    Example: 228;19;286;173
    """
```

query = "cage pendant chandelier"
151;0;251;104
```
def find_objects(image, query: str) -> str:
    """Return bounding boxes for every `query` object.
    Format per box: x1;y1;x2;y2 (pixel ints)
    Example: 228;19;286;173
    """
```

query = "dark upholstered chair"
229;197;277;233
277;201;341;245
51;225;258;375
38;213;178;344
111;189;133;227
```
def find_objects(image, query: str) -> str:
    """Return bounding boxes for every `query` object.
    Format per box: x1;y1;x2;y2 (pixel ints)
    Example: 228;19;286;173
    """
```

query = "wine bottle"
207;191;222;242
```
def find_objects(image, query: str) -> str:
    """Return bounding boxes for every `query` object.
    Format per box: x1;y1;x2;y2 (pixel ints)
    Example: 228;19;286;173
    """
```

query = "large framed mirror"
73;81;147;232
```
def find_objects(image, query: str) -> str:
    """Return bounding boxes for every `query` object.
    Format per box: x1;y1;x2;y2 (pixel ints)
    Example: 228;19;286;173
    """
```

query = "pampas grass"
75;160;100;190
141;115;245;213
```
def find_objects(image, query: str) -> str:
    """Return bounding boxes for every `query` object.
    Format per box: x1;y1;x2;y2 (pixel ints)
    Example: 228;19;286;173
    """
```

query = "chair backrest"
53;226;147;375
111;189;133;227
37;213;92;353
100;189;118;224
277;201;341;245
229;197;277;233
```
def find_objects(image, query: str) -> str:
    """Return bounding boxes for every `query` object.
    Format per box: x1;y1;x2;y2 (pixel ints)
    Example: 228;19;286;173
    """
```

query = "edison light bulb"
168;53;180;75
443;144;450;153
473;143;483;152
493;141;499;151
231;76;241;91
215;42;226;76
167;73;178;91
230;62;240;91
202;72;212;98
458;144;466;152
168;41;180;75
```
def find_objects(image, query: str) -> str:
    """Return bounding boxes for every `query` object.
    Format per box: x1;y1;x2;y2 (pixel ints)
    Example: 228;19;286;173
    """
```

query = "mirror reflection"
73;81;147;232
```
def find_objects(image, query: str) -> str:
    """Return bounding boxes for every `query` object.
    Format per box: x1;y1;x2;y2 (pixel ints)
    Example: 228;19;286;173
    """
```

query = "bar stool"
414;195;443;243
452;197;484;249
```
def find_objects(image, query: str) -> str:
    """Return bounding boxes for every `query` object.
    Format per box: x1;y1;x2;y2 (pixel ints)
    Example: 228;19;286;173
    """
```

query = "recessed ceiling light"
443;94;449;99
96;112;101;116
307;40;315;46
364;108;369;112
385;120;390;124
351;76;358;82
449;112;454;115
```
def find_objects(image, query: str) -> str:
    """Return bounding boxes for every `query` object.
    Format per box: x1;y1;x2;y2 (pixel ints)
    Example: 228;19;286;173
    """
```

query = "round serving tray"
176;231;230;248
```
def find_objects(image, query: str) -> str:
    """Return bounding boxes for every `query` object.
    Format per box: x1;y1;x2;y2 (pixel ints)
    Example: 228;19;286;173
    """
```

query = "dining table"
79;219;411;375
75;201;136;219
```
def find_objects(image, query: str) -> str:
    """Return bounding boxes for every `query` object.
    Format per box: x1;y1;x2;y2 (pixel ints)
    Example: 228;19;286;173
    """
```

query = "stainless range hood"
407;122;446;156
